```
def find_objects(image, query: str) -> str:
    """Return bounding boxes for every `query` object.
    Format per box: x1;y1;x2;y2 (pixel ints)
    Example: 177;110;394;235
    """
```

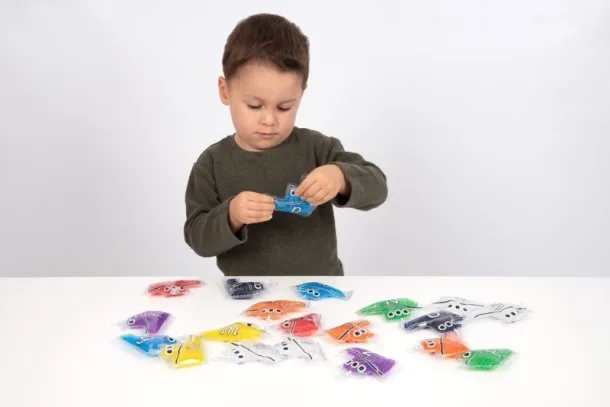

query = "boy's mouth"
257;132;278;139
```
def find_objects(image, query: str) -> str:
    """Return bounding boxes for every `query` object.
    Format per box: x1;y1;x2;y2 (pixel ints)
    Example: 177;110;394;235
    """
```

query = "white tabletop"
0;275;606;406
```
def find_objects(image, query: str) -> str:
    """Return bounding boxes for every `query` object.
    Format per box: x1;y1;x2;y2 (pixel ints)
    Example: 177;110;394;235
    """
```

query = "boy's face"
218;61;304;152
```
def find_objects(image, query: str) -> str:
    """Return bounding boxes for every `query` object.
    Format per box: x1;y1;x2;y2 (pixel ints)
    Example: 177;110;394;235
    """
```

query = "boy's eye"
247;104;261;110
277;106;291;112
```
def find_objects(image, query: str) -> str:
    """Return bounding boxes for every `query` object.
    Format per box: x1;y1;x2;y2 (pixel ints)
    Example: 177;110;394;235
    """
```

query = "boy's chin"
251;135;288;150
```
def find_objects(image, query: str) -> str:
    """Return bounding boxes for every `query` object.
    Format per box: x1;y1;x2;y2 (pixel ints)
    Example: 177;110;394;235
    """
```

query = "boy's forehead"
231;63;303;100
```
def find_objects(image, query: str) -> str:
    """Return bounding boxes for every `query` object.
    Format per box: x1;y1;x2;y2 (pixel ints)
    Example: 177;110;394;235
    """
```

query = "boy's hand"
228;191;274;232
295;164;350;206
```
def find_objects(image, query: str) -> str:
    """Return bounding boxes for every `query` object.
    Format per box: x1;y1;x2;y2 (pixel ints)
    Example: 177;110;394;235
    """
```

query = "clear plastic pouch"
147;280;203;297
199;322;266;342
275;313;322;337
339;347;398;381
241;300;309;321
158;334;205;368
293;282;353;301
119;310;172;335
222;278;277;300
324;319;376;344
357;297;420;321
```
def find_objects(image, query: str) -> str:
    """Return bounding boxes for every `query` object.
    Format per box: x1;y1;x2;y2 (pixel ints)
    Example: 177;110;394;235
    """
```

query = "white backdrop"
1;0;609;278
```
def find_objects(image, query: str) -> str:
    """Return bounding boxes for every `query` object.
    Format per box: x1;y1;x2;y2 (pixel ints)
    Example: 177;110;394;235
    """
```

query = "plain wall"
1;0;609;278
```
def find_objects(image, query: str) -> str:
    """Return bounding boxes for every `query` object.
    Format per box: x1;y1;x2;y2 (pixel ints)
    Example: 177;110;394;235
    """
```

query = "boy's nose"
260;110;276;126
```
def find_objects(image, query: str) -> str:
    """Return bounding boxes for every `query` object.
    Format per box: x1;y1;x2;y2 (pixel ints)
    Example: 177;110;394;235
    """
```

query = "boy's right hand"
228;191;275;232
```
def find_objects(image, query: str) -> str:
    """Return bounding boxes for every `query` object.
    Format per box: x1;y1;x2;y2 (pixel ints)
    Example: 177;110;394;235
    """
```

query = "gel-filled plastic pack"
147;280;202;297
242;300;309;321
122;311;171;335
417;331;470;359
224;278;272;300
357;298;420;321
294;282;352;301
325;320;375;343
278;313;322;337
402;311;465;333
460;348;514;370
272;183;316;217
159;335;205;368
120;334;180;357
200;322;265;342
341;347;397;379
430;296;529;324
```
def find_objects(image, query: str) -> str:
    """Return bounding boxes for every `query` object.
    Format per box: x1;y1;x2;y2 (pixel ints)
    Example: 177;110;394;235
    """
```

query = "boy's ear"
218;76;230;105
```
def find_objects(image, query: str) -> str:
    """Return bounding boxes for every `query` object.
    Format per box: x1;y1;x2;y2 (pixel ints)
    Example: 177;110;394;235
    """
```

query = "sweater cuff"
213;197;248;247
330;162;364;208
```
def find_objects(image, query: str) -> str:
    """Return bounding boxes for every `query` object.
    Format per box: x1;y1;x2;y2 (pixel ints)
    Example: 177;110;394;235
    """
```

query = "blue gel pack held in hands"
272;184;316;217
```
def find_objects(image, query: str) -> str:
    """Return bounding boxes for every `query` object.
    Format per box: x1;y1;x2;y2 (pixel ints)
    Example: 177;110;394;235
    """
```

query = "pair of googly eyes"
505;312;518;318
387;309;411;318
352;329;368;337
163;286;184;292
437;320;456;331
447;304;468;312
345;359;367;373
306;289;320;297
232;349;245;359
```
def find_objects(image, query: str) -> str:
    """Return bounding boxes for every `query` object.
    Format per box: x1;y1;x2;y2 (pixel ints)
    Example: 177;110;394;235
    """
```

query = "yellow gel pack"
200;322;265;342
159;335;204;368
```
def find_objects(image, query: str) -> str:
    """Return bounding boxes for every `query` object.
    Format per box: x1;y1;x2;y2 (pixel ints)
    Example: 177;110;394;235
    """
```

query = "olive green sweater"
183;127;388;276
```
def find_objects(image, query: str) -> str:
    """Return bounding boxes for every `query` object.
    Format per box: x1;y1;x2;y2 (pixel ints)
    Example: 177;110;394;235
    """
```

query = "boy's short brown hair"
222;13;310;89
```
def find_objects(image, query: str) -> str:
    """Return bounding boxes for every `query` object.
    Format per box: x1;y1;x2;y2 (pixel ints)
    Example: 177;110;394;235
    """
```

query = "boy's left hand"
295;164;350;206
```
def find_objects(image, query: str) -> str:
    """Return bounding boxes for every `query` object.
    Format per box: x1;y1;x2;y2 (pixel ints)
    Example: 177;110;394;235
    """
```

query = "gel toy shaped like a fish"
278;313;322;337
357;298;420;321
325;320;375;343
219;342;285;364
148;279;202;297
200;322;265;342
243;300;308;320
295;282;352;300
402;311;464;333
275;337;326;362
418;331;470;359
342;347;396;379
461;348;514;371
225;278;267;300
431;297;529;323
120;334;179;357
272;184;316;217
159;335;204;368
123;311;171;334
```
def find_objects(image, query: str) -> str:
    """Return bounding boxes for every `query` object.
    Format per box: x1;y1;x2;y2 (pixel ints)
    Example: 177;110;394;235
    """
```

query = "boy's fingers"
298;179;320;199
311;191;334;206
252;194;274;203
248;202;275;211
308;189;326;203
295;176;315;196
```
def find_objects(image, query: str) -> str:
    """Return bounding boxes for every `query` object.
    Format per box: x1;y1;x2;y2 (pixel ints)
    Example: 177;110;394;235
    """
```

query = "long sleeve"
183;155;248;257
316;136;388;210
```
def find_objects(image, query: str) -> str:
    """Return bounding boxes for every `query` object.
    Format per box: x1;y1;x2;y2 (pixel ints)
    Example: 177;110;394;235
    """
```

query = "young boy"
183;13;388;276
